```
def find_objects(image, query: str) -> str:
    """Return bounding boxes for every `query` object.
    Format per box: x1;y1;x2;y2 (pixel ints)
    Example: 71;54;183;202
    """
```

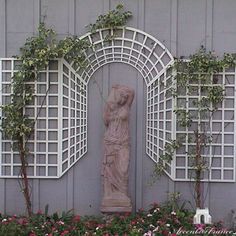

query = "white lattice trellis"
0;27;174;178
65;27;175;175
0;59;87;178
0;27;235;181
174;69;236;182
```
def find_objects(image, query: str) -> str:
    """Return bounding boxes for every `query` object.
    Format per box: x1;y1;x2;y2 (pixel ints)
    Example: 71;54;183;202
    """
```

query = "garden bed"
0;203;234;236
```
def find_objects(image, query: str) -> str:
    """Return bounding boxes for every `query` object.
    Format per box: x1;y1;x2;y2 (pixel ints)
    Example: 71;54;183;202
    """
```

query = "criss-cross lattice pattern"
0;28;174;178
61;61;87;176
0;27;235;181
0;59;60;178
0;59;87;178
67;27;173;86
175;69;236;182
146;69;174;177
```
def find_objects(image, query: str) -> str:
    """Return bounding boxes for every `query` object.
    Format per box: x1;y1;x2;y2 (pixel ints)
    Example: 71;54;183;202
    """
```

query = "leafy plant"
1;204;232;236
88;4;132;32
0;4;132;216
153;46;236;208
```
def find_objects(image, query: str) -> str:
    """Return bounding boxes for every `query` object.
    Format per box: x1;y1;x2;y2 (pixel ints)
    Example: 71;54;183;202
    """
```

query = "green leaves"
88;4;132;32
2;4;132;146
0;5;133;217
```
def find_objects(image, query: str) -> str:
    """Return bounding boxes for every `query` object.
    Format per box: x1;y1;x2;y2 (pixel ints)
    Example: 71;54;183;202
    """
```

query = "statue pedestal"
101;206;132;213
101;196;132;213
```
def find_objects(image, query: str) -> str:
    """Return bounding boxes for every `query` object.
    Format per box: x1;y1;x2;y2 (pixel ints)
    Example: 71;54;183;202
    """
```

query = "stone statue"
101;84;135;213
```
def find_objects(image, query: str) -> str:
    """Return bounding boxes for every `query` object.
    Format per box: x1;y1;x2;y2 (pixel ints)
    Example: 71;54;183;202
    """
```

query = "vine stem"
18;136;32;216
195;130;203;209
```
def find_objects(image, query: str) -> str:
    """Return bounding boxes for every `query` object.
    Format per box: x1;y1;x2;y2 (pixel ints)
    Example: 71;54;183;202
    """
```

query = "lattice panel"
175;68;236;182
0;59;88;178
146;69;174;177
61;61;87;175
0;59;60;178
1;28;234;182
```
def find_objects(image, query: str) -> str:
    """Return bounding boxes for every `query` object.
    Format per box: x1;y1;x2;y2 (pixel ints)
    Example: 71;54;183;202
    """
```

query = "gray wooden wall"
1;0;236;224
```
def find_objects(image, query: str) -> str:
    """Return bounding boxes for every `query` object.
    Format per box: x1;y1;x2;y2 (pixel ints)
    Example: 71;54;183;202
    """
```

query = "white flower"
57;220;64;225
149;224;155;228
96;226;100;230
147;213;153;217
171;211;176;215
153;226;159;232
166;223;170;227
143;231;153;236
2;219;7;222
154;208;160;213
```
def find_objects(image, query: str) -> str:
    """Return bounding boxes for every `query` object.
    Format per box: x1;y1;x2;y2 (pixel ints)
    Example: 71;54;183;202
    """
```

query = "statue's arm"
126;89;135;107
103;103;110;126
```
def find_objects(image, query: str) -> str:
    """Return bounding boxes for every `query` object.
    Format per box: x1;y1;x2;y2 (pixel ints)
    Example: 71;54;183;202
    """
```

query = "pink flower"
18;218;28;225
195;224;205;230
73;215;80;222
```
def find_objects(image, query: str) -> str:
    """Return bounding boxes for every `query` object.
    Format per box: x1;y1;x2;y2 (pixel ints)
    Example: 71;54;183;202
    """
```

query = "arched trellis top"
66;27;174;85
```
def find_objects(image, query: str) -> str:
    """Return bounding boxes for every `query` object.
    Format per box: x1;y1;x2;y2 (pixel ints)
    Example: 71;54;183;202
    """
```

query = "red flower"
124;212;131;217
29;233;36;236
131;220;136;225
61;230;69;236
138;208;144;212
73;215;80;222
161;230;169;236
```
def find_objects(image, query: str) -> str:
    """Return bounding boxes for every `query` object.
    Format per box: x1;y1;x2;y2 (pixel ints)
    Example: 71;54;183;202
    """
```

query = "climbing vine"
154;46;236;208
0;4;132;216
88;4;132;33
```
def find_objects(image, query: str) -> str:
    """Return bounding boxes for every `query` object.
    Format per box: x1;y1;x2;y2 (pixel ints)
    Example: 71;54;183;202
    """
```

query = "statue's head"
113;85;130;105
106;84;132;108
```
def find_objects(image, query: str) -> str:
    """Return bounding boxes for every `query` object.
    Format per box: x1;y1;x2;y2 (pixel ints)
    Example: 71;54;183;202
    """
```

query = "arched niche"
64;27;175;176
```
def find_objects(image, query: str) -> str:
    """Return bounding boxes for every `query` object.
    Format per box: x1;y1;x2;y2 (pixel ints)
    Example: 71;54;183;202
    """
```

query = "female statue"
101;84;134;212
